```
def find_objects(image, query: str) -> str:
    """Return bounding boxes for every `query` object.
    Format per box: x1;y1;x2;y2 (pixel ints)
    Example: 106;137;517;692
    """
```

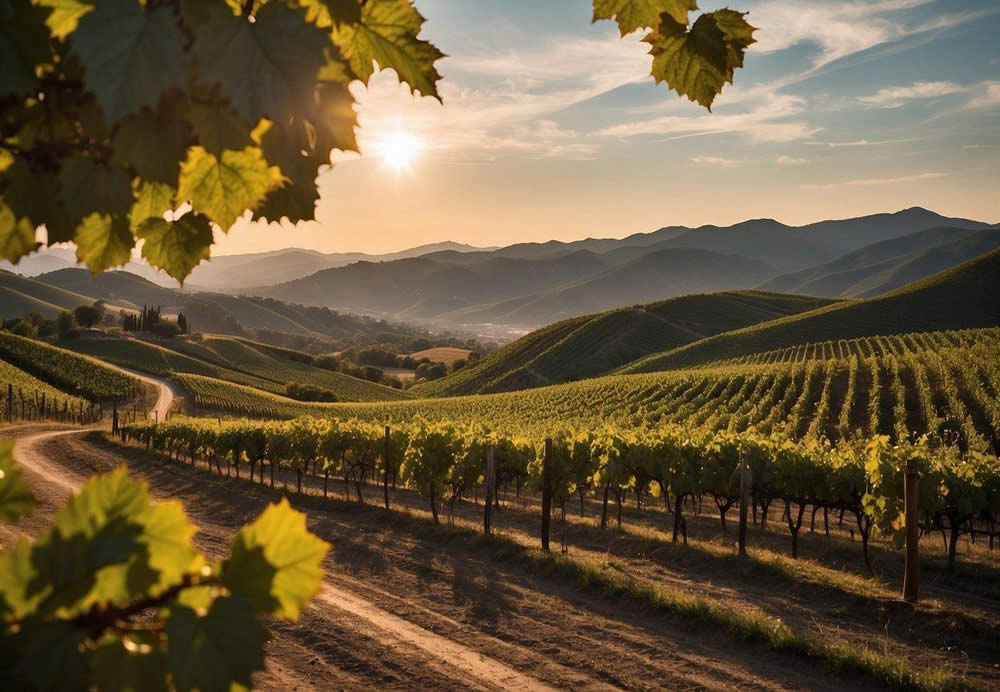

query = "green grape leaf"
592;0;697;35
299;0;362;28
192;2;330;126
310;79;359;154
185;83;252;156
33;0;95;40
0;1;51;98
2;162;76;244
70;0;187;123
643;11;754;109
0;201;39;265
251;119;325;222
129;180;175;232
90;634;168;692
4;468;199;621
166;596;267;692
221;498;330;621
0;439;35;523
332;0;444;100
137;213;213;284
58;156;132;230
112;98;190;185
177;146;284;229
74;213;134;273
0;618;88;692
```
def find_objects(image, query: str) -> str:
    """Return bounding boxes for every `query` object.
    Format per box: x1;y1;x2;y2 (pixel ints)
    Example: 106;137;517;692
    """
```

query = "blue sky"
218;0;1000;255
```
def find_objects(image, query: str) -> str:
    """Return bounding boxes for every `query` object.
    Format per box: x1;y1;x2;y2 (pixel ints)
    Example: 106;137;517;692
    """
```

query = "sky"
215;0;1000;256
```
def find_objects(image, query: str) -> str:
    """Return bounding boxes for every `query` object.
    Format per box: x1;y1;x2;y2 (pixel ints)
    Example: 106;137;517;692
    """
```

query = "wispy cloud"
800;172;946;190
859;80;964;108
963;82;1000;110
775;155;808;164
690;156;743;168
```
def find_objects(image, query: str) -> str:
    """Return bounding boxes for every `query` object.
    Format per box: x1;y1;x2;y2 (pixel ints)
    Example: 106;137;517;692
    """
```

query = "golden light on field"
374;130;424;173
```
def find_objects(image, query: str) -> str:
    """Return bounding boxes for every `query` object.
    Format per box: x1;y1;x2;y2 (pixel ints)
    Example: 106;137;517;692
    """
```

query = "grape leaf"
192;2;330;127
644;11;752;109
33;0;95;40
332;0;444;100
310;79;359;154
74;213;134;273
185;83;252;156
221;498;330;621
0;201;39;265
0;148;13;173
0;618;88;692
112;97;190;185
9;468;199;620
70;0;187;123
0;1;51;98
58;156;132;230
0;440;35;524
129;180;175;232
299;0;362;28
2;161;75;244
593;0;697;35
177;146;284;229
251;118;326;222
90;634;168;692
711;9;757;73
137;214;213;284
166;596;267;692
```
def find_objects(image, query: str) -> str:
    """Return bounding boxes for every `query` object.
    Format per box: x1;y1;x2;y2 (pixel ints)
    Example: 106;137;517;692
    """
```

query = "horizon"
199;0;1000;257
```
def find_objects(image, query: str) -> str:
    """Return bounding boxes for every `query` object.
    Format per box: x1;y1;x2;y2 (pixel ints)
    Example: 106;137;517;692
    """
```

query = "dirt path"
100;362;178;421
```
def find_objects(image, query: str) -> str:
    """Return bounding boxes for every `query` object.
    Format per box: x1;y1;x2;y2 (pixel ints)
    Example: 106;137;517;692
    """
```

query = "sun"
374;131;424;173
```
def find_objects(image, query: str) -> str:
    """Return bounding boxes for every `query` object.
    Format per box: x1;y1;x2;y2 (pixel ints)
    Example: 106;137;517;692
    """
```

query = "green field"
0;359;88;414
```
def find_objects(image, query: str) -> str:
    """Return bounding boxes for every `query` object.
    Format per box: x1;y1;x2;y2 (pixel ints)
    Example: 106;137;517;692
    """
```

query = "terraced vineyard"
0;359;88;418
0;333;137;400
66;335;412;403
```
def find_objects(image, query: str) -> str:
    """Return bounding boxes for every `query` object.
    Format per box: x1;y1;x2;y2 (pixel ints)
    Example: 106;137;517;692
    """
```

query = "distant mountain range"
254;208;995;328
4;207;996;331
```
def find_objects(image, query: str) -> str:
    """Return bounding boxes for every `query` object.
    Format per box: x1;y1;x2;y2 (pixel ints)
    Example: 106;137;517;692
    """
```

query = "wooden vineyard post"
6;383;11;422
738;450;750;556
903;459;920;603
112;400;118;435
40;393;45;420
484;444;496;535
383;425;391;511
541;438;553;551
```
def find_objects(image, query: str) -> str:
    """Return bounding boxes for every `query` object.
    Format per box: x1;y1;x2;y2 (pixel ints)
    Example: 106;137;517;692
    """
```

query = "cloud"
963;82;1000;110
800;172;946;190
597;93;821;143
859;80;964;108
775;155;808;165
690;156;743;168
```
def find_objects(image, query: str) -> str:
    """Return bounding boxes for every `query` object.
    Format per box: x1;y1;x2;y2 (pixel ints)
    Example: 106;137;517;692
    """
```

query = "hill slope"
759;226;1000;298
622;248;1000;373
417;291;837;396
0;271;116;318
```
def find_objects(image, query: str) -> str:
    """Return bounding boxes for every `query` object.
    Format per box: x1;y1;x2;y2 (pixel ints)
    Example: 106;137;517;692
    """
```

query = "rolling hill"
621;248;1000;373
0;271;133;318
416;291;838;396
251;208;991;328
758;226;1000;298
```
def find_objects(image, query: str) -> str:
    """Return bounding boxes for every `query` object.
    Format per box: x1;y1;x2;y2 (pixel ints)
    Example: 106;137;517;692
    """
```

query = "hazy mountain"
758;226;1000;298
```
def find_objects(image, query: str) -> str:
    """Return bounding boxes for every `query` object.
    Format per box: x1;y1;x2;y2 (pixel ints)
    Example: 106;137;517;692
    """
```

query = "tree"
0;0;755;282
177;311;188;334
55;310;75;339
71;304;101;329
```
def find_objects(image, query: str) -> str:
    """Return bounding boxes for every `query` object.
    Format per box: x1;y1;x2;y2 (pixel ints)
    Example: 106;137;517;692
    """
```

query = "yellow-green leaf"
74;213;134;273
185;82;252;156
0;201;39;265
58;156;133;228
0;440;35;524
129;180;175;232
90;634;168;692
177;146;284;229
592;0;697;35
70;0;187;124
33;0;94;40
332;0;444;100
111;97;190;184
221;498;330;620
137;213;213;284
298;0;361;28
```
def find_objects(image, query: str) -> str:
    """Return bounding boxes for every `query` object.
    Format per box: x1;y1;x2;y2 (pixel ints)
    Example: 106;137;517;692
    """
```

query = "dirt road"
1;375;871;690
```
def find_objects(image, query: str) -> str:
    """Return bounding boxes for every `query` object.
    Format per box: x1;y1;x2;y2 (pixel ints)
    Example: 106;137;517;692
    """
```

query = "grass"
416;291;837;396
622;248;1000;373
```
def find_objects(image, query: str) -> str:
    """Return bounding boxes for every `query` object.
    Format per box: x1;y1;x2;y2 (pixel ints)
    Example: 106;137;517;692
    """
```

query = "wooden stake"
383;425;391;511
541;438;552;551
484;444;495;535
738;450;750;556
903;459;920;603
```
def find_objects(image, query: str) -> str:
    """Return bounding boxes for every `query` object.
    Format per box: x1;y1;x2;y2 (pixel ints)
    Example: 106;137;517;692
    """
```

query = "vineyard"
0;360;91;422
0;333;137;401
66;335;412;402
